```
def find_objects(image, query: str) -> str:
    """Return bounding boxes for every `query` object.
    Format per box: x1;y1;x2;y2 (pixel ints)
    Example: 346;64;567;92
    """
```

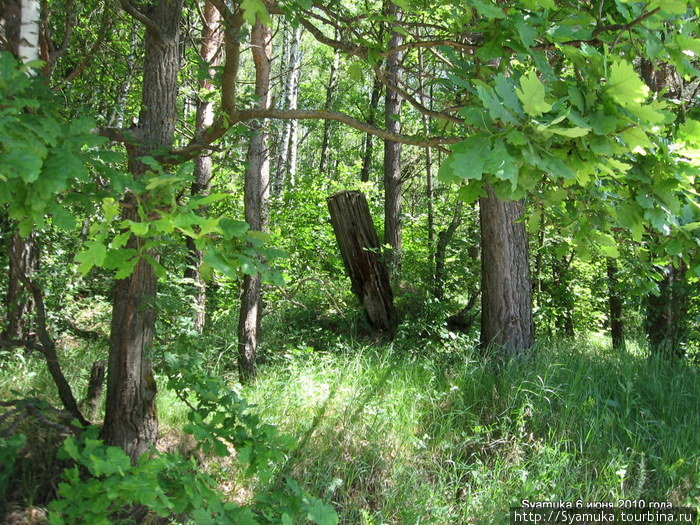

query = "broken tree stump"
327;190;396;333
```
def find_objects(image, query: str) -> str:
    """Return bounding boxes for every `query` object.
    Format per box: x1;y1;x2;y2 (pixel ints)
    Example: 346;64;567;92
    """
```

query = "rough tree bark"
184;0;222;332
102;0;183;462
237;19;272;383
607;261;625;350
383;1;404;273
479;186;534;356
328;190;396;333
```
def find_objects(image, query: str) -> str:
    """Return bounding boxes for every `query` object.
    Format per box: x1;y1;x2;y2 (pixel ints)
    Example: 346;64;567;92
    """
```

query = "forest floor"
1;313;699;524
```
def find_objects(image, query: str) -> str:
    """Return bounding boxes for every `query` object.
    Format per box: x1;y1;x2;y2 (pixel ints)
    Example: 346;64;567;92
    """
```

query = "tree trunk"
479;186;534;356
328;190;396;333
102;0;183;462
433;201;462;301
359;78;381;183
18;0;39;62
607;261;625;350
184;0;222;333
646;262;688;358
551;250;574;338
383;2;404;273
3;0;40;340
274;24;301;196
237;20;272;383
319;44;339;174
4;232;38;339
108;21;139;128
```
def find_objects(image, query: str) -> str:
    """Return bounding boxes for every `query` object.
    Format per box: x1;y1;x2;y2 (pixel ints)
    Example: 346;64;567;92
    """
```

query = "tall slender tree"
383;1;404;274
238;18;272;382
185;0;223;332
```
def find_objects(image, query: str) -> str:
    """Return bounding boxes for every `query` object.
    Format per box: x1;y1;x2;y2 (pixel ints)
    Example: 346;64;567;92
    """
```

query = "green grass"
241;338;700;524
1;332;699;523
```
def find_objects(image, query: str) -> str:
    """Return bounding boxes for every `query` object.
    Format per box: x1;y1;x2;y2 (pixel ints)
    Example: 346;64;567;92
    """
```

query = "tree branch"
7;249;89;426
234;109;460;150
118;0;164;41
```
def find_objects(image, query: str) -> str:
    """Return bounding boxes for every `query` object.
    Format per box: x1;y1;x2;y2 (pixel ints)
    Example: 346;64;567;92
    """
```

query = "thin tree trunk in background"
433;201;462;301
551;250;574;338
417;43;435;278
102;0;183;462
274;24;301;196
108;21;139;128
184;0;222;333
359;78;381;183
319;45;338;174
328;190;396;333
383;1;404;274
646;262;688;358
237;20;272;383
479;186;534;356
607;261;625;350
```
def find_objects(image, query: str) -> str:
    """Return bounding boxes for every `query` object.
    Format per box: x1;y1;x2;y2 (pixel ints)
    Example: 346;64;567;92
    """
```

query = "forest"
0;0;699;523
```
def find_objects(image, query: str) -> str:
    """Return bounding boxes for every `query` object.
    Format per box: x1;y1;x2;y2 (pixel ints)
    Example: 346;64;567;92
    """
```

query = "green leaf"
75;241;107;274
240;0;271;26
471;0;505;18
516;71;552;117
606;59;649;107
438;136;491;183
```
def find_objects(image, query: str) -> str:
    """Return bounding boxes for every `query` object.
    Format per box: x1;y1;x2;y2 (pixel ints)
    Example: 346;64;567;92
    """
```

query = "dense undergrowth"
1;299;698;525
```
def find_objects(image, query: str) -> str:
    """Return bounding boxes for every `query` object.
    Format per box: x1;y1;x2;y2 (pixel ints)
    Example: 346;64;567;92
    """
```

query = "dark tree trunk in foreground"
102;0;183;462
328;190;396;333
646;263;688;358
383;2;404;273
607;261;625;350
237;20;272;383
184;0;222;332
479;186;533;356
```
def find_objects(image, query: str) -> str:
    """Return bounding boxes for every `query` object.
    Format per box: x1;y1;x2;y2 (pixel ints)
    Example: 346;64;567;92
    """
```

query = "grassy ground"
2;328;699;523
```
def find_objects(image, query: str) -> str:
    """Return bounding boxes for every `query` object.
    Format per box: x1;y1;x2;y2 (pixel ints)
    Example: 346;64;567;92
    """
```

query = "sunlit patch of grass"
241;339;700;524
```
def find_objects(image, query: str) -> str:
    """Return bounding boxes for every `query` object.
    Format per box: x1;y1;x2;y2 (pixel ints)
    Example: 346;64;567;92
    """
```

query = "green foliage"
49;426;258;525
0;52;118;236
0;434;26;507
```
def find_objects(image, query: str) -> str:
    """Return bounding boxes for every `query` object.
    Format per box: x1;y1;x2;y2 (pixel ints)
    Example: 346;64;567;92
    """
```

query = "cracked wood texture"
328;190;396;334
479;186;534;356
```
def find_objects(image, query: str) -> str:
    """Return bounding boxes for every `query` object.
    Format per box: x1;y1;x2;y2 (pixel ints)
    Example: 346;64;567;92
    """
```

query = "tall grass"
241;338;700;524
2;332;698;523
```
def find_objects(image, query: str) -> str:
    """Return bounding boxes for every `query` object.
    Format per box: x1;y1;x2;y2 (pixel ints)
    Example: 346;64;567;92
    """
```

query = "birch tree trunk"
238;20;272;383
184;0;222;332
102;0;183;462
3;0;40;340
383;2;404;274
18;0;40;62
274;24;301;196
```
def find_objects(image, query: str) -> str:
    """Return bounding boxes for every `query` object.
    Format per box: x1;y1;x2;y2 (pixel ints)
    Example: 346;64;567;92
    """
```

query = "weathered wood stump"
328;190;396;333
